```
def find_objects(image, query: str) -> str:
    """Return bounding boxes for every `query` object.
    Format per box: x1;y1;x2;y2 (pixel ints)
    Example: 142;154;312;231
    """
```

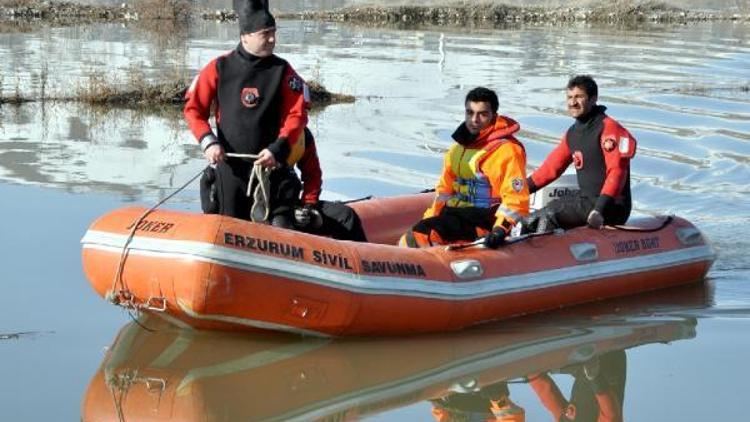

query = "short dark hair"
465;87;499;113
567;75;598;98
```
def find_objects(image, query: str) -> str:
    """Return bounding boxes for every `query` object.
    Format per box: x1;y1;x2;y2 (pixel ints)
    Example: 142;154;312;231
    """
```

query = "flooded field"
0;9;749;422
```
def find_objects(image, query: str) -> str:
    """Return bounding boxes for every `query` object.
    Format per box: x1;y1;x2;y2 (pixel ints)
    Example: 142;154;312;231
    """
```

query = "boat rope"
610;215;674;232
342;188;435;204
107;371;131;422
107;154;272;314
107;370;166;422
446;230;556;251
341;195;373;204
447;216;675;251
106;168;203;312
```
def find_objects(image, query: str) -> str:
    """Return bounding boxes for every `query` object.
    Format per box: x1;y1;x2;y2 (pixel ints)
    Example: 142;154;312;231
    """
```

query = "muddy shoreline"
279;4;749;26
2;1;748;26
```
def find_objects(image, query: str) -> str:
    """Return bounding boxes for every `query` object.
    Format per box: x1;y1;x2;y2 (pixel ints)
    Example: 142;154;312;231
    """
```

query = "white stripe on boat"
81;230;715;300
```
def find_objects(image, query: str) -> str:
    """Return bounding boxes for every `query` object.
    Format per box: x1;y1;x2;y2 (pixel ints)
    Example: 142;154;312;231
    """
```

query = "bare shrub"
131;0;192;21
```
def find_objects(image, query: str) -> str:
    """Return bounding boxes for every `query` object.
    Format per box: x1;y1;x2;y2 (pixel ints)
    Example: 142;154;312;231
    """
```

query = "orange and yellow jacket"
424;116;529;232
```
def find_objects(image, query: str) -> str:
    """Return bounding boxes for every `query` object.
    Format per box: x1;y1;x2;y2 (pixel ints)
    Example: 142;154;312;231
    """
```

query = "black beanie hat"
235;0;275;34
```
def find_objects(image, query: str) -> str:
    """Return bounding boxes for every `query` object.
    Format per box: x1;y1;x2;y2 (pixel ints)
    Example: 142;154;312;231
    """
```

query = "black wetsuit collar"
576;104;607;124
236;43;264;63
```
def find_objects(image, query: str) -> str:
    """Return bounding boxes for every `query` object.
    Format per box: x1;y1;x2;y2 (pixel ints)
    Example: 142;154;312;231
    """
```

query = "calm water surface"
0;14;748;422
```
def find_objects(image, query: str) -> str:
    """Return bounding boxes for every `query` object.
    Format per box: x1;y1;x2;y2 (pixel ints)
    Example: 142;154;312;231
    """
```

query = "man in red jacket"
185;0;307;228
526;75;636;231
292;128;367;242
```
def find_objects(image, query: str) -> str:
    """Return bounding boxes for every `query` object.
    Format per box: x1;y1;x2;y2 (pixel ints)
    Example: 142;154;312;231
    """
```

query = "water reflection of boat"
80;287;705;422
81;191;716;336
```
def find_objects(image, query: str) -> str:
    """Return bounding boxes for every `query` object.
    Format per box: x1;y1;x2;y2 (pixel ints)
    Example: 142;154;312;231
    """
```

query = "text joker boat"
80;193;716;336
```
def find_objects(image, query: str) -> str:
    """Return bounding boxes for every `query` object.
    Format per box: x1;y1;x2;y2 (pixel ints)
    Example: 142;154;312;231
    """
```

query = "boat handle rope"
610;215;674;232
446;230;556;251
107;168;204;316
107;370;166;422
108;154;272;317
341;188;436;205
446;215;675;252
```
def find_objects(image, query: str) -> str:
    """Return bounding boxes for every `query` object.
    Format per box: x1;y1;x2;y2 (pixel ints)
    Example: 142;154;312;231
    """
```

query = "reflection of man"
528;351;626;422
400;87;529;249
525;75;636;232
430;381;526;422
185;0;307;227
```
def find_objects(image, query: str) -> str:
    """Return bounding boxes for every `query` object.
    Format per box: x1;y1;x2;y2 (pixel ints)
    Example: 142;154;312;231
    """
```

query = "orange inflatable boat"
81;289;703;422
81;192;715;336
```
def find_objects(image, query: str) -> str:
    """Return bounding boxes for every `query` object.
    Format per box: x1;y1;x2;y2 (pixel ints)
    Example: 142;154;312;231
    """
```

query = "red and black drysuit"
529;351;626;422
185;44;307;223
296;128;367;241
527;105;636;230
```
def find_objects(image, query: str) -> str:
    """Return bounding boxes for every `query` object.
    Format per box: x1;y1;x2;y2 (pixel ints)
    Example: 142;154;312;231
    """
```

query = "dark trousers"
524;193;630;232
305;200;367;242
201;164;366;239
200;161;301;226
403;207;495;247
567;350;627;422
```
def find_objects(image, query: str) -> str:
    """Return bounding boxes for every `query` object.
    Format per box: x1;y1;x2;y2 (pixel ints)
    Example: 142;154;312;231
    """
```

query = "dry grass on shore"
72;70;188;107
0;0;192;21
130;0;191;21
0;68;354;110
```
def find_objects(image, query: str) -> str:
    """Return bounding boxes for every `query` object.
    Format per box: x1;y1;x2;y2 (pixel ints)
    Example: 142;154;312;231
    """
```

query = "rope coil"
226;153;272;223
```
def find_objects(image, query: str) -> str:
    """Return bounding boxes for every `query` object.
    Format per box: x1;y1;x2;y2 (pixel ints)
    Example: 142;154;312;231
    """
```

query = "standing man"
185;0;307;228
400;87;529;249
526;75;637;231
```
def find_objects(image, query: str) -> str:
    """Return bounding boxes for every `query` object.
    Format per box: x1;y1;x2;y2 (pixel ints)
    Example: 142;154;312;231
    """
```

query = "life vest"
444;139;511;209
425;116;529;229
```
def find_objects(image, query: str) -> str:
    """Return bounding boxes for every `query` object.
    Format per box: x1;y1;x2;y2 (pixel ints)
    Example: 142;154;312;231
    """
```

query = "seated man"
525;75;637;232
400;87;529;249
430;381;525;422
292;127;367;242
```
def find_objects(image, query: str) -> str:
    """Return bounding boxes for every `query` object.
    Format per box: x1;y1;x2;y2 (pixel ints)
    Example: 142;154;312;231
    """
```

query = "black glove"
587;210;604;229
200;165;219;214
484;227;507;249
526;176;538;194
294;203;323;229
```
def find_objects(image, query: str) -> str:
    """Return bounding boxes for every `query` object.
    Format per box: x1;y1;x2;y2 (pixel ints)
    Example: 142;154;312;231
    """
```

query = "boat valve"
676;228;703;246
570;243;599;262
450;260;484;279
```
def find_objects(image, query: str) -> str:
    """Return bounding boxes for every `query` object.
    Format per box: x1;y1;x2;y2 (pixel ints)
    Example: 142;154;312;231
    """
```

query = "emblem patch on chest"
241;87;260;108
572;151;584;169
